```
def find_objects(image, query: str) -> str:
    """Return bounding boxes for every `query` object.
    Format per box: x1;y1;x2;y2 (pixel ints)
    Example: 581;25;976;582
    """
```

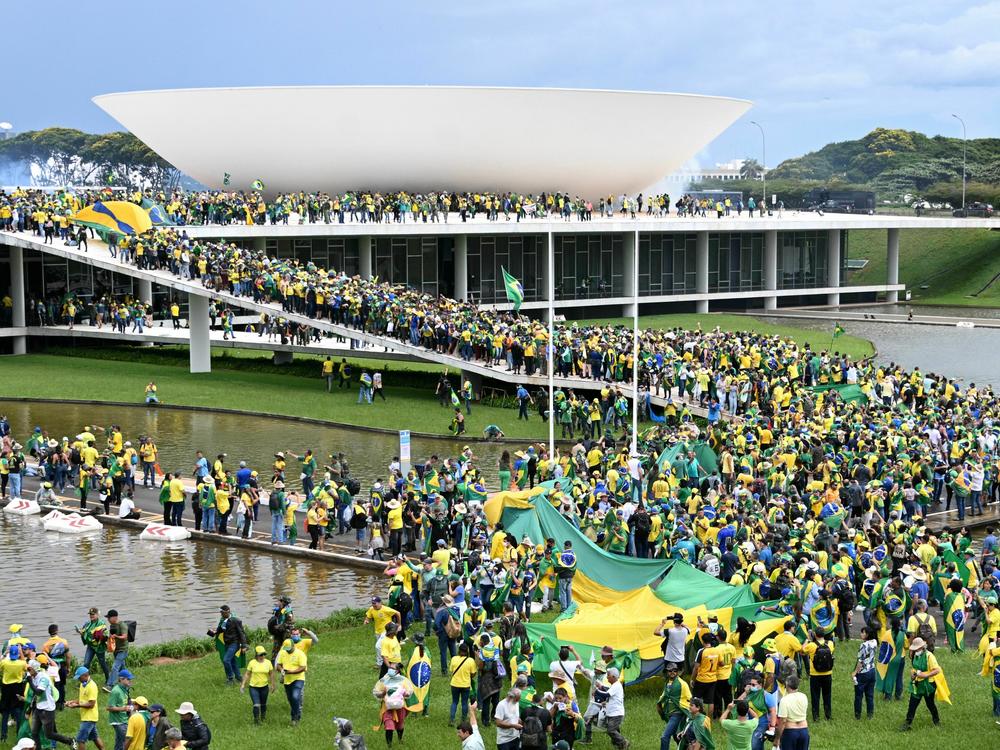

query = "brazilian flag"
833;322;845;338
875;627;904;695
251;179;265;191
943;590;967;651
501;266;524;312
451;389;461;408
809;598;839;636
405;647;432;713
213;619;247;669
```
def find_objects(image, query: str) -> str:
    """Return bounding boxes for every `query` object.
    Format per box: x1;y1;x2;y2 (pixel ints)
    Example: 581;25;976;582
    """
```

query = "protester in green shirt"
107;669;134;750
719;699;756;750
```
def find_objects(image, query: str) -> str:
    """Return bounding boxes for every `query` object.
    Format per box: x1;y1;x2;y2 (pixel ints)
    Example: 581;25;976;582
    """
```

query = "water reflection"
0;400;506;490
0;513;379;645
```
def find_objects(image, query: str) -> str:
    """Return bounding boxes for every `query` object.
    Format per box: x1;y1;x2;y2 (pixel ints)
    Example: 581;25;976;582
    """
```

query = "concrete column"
695;231;709;314
621;230;636;317
763;230;778;311
454;236;468;302
886;228;900;303
459;370;483;400
546;232;555;323
188;293;211;373
359;236;372;279
10;245;26;354
826;229;841;306
137;278;153;305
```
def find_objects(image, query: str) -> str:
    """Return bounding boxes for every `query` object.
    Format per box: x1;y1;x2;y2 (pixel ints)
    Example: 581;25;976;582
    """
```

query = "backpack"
268;492;282;512
521;709;546;749
444;612;461;639
832;578;856;611
125;620;138;643
779;656;799;685
632;511;651;535
915;614;935;651
343;734;367;750
346;477;361;496
812;642;834;673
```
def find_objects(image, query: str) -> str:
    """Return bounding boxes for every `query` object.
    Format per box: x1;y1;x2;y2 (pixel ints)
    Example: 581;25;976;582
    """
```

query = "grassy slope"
0;354;548;440
114;620;993;750
848;228;1000;307
578;313;876;360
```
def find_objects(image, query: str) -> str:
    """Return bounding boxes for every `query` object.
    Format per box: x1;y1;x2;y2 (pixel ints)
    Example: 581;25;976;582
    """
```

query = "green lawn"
848;228;1000;307
578;313;876;360
98;613;998;750
0;353;549;440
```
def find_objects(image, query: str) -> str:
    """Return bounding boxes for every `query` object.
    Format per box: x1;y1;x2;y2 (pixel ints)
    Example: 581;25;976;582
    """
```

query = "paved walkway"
749;307;1000;329
2;231;716;419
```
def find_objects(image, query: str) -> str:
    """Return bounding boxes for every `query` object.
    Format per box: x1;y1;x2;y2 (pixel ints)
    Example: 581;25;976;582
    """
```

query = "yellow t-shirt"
276;648;308;684
168;477;186;502
695;646;720;683
380;636;401;665
1;658;26;685
125;711;146;750
774;632;803;660
365;605;399;635
245;658;274;688
77;679;99;722
449;655;478;688
802;640;835;676
715;642;737;681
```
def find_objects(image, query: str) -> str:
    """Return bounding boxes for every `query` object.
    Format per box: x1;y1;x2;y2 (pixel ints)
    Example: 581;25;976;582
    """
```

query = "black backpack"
521;709;546;749
812;642;834;673
126;620;138;643
915;614;935;651
632;510;651;534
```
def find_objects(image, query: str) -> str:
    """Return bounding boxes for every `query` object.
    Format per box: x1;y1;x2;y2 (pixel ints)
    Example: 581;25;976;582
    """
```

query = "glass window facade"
467;235;543;305
707;232;764;293
638;233;698;296
553;234;624;301
776;230;847;290
374;237;441;296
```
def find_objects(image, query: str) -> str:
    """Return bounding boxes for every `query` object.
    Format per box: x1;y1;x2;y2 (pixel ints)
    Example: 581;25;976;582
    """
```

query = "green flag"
450;389;461;408
251;179;265;190
501;266;524;312
223;172;231;186
833;322;845;338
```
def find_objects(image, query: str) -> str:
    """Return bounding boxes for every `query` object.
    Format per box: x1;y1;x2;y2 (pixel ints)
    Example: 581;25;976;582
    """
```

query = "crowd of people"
2;187;1000;748
0;187;779;235
3;309;1000;748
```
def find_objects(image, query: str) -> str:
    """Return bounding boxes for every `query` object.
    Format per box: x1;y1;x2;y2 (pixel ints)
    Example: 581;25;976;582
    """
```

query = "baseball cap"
73;666;90;679
118;669;135;680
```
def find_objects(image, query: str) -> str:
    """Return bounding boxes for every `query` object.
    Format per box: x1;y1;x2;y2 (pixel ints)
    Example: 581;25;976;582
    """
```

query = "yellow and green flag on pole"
501;266;524;312
833;322;846;338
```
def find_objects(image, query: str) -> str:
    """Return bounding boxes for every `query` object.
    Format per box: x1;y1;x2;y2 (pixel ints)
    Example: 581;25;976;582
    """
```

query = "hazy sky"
5;0;996;168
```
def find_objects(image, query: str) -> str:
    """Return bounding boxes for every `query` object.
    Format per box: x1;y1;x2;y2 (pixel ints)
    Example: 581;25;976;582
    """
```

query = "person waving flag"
501;266;524;312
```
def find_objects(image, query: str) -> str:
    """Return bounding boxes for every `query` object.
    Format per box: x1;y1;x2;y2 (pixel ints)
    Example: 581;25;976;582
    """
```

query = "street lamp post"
749;120;766;210
951;114;966;211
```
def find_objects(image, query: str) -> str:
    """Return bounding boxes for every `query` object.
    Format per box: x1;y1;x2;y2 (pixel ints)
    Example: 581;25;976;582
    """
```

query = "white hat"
13;739;36;750
174;701;197;715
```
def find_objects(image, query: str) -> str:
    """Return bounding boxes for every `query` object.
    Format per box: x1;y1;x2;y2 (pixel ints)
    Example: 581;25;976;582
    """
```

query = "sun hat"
174;701;197;715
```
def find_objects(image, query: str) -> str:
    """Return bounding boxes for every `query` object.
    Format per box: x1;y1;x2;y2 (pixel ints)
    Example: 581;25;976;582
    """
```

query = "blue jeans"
751;718;771;750
203;507;217;532
8;473;21;499
271;512;285;543
659;712;684;750
450;686;469;722
84;647;110;682
249;685;269;721
112;723;127;750
438;636;456;673
971;490;983;515
854;669;875;717
223;641;242;681
301;476;314;500
558;578;573;610
107;649;128;688
284;680;304;720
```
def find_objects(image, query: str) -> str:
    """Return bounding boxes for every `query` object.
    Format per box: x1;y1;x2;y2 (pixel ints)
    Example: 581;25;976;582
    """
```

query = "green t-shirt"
721;718;755;750
108;683;130;725
110;621;128;655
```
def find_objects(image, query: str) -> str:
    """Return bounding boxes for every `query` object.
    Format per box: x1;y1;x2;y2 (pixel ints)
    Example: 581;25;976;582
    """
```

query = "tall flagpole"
547;231;555;459
631;229;639;455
